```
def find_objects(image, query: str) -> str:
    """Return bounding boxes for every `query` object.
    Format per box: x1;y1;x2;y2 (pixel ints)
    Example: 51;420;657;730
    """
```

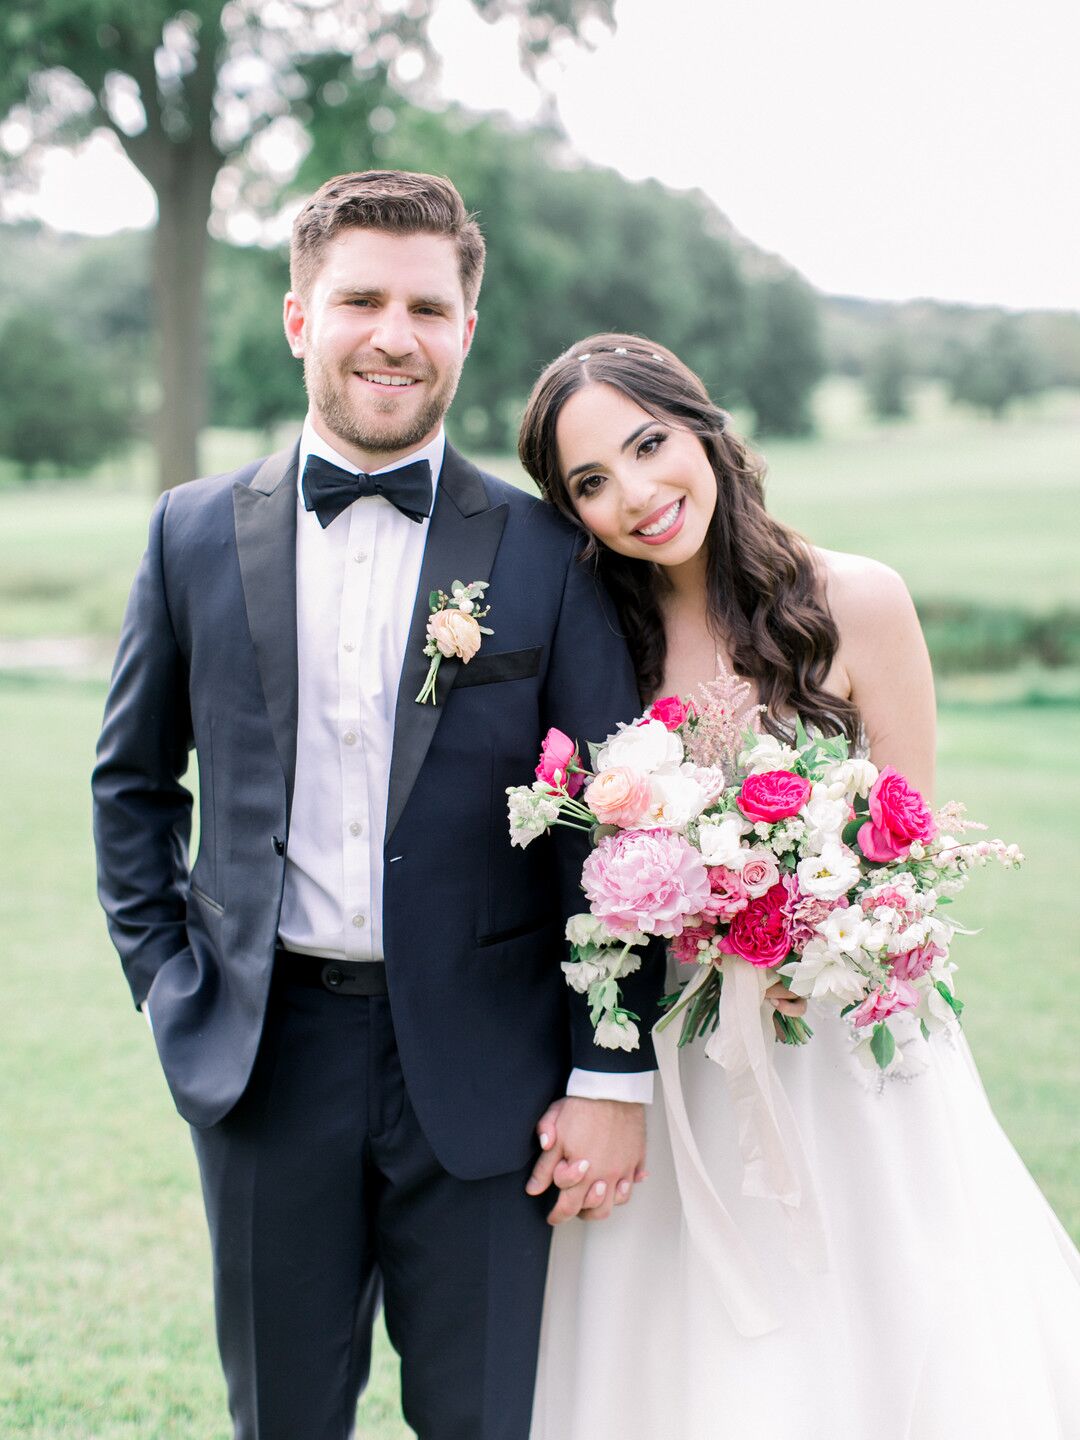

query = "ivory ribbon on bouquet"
652;957;828;1337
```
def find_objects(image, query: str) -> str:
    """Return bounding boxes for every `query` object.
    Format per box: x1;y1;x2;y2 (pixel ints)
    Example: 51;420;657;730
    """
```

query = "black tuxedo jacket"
92;442;662;1178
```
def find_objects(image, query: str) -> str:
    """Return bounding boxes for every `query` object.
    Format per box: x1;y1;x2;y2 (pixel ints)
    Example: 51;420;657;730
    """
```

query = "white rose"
740;733;801;774
595;1014;641;1052
801;784;849;853
697;813;752;868
795;840;861;900
597;719;684;776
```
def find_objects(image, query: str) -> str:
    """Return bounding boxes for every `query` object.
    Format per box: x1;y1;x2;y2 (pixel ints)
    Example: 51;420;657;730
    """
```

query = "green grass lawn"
1;676;1077;1435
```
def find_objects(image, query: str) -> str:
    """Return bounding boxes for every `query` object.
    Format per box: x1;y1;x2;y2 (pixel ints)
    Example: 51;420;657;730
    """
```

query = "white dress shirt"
276;417;653;1104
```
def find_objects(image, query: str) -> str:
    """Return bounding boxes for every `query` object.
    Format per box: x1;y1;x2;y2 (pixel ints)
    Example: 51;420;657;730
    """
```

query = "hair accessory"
614;346;627;354
577;353;592;362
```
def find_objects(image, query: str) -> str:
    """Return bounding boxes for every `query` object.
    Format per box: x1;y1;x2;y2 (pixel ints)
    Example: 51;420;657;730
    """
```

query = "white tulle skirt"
531;989;1080;1440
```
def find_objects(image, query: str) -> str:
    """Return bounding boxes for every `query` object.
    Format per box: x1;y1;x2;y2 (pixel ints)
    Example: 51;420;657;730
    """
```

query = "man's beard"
304;351;462;457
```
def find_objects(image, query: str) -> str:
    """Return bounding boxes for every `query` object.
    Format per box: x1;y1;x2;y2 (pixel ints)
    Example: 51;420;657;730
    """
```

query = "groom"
92;170;661;1440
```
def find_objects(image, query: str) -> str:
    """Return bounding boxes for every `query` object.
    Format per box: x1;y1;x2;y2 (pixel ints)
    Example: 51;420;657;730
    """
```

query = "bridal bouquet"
507;676;1021;1072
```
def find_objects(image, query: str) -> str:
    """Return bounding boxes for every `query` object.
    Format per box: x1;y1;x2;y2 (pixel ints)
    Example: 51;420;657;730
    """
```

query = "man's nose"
370;305;416;358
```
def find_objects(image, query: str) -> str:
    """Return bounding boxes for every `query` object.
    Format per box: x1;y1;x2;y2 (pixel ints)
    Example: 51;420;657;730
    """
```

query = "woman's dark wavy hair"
518;333;861;742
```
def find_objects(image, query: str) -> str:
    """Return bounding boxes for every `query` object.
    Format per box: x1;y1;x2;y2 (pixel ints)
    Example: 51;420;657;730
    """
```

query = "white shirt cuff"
566;1067;655;1105
139;1001;153;1034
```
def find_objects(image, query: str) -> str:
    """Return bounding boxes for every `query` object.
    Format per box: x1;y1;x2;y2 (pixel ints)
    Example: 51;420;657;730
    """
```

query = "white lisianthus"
595;1013;641;1051
697;813;752;868
644;770;711;830
796;840;861;900
561;957;613;993
781;941;867;1005
801;785;850;853
740;733;801;774
506;783;561;848
818;907;874;955
821;757;878;800
565;913;638;949
596;719;684;776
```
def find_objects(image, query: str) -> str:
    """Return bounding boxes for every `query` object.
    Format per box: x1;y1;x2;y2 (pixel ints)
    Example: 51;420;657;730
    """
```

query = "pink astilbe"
684;663;763;772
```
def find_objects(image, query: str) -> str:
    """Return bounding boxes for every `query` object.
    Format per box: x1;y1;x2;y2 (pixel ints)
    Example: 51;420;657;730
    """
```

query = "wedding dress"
531;953;1080;1439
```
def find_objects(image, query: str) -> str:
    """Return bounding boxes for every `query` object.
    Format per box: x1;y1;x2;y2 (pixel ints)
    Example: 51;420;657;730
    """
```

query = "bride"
516;334;1080;1439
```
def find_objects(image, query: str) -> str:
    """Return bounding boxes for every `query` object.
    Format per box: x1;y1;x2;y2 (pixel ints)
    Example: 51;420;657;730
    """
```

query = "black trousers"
190;974;553;1440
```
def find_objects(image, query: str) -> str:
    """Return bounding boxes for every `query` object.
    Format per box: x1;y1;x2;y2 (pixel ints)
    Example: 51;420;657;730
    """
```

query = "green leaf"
842;817;864;847
870;1021;896;1070
428;590;441;612
934;980;965;1017
587;740;603;772
794;715;811;750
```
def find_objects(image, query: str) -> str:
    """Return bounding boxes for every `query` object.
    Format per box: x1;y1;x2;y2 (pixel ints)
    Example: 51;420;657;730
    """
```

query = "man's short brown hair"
290;170;486;309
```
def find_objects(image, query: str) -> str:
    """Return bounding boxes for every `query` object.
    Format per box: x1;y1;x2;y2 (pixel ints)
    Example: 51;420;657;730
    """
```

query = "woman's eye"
638;431;667;457
576;473;604;498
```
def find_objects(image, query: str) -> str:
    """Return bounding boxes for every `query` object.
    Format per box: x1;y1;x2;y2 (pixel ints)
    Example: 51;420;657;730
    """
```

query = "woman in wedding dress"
517;334;1080;1439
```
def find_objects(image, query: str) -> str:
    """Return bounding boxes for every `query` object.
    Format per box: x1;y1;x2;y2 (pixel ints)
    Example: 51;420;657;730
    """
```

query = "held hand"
526;1097;646;1225
765;981;806;1018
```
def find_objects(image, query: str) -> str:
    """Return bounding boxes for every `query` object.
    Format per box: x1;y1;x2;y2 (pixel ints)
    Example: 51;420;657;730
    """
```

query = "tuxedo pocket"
453;645;542;689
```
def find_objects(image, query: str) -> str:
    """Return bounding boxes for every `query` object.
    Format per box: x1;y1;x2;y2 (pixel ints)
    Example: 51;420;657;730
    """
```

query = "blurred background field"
2;1;1078;1432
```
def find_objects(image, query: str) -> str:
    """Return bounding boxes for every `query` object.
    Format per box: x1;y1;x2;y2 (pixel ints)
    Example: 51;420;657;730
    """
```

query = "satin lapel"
232;443;300;810
386;446;508;845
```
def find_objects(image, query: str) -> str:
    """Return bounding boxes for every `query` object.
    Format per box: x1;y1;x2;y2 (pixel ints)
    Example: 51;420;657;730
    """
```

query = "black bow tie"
301;454;433;528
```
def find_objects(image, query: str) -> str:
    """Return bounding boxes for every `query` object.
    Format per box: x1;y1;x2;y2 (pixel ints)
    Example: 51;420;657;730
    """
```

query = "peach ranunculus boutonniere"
415;580;493;705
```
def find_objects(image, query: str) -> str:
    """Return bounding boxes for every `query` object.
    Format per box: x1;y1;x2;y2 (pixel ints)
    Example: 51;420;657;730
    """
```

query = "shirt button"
354;551;368;564
343;731;357;745
343;641;355;652
349;821;362;836
352;913;366;928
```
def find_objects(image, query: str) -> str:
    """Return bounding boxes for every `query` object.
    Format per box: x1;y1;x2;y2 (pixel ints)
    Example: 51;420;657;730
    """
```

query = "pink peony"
648;695;690;731
857;767;935;862
737;770;812;823
584;766;652;828
536;727;583;797
701;866;750;923
582;829;711;939
850;975;920;1028
889;942;944;982
719;880;793;968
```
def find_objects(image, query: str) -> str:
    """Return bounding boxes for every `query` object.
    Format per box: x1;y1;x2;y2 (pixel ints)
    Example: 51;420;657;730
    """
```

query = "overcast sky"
15;0;1080;311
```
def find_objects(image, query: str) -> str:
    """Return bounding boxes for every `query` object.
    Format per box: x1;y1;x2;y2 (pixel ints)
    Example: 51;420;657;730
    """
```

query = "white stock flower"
595;1014;641;1051
740;733;801;773
821;757;878;800
796;840;861;900
697;813;752;868
644;770;711;830
561;958;612;993
782;940;867;1005
597;719;684;776
566;913;622;949
506;783;560;848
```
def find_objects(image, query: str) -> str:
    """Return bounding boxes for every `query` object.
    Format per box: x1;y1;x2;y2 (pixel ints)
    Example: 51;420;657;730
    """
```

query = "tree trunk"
151;143;218;493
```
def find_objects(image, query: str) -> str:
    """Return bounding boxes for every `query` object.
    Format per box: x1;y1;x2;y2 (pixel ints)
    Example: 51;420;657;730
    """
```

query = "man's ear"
461;309;478;360
284;292;307;358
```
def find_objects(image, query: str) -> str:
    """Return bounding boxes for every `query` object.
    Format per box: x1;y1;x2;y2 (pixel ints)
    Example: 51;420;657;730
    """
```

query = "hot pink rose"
719;880;793;968
737;770;812;823
582;829;711;939
648;695;690;731
850;975;920;1029
889;942;944;982
857;767;935;862
701;866;750;923
584;766;651;827
536;727;583;797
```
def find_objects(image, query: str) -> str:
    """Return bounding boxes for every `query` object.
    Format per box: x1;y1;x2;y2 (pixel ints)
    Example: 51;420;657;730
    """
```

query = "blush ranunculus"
427;607;482;662
857;766;935;862
739;849;781;898
849;975;920;1028
584;766;652;827
648;695;690;731
737;770;812;823
582;829;711;939
719;880;793;968
535;727;583;797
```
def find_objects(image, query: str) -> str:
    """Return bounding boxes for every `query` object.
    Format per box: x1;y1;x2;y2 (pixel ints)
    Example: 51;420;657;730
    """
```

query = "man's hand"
526;1096;646;1225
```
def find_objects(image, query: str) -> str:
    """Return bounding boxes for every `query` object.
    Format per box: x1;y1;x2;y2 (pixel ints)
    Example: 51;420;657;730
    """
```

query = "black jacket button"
271;835;285;856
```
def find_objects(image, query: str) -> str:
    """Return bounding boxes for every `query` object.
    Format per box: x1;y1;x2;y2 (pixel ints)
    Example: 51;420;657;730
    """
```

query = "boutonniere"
415;580;494;705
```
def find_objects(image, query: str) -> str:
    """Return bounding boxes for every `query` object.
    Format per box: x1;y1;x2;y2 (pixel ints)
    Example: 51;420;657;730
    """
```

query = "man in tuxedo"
92;170;662;1440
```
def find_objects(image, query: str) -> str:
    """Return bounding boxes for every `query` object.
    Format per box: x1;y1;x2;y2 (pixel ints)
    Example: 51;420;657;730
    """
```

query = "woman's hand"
765;981;806;1017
